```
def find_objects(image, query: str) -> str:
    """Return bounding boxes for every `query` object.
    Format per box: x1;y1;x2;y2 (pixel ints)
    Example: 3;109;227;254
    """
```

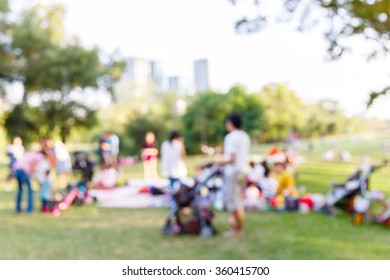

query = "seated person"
247;161;265;186
259;164;278;200
274;162;299;198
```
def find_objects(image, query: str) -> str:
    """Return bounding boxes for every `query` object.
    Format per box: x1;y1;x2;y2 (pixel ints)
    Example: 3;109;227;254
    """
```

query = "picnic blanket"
90;179;171;209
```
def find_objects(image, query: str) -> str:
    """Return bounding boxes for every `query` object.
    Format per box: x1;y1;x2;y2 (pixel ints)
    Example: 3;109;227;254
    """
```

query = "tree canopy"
1;2;124;143
231;0;390;105
181;83;360;152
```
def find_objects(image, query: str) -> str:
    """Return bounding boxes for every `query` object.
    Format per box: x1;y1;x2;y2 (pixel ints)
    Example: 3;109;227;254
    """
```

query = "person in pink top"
13;150;48;214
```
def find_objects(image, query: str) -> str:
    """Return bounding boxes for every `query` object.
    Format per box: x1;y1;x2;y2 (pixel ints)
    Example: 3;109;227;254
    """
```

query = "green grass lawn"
0;137;389;259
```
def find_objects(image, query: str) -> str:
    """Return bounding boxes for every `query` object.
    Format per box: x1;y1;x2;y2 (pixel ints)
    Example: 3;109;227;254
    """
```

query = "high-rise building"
194;59;209;93
168;76;180;92
150;61;163;93
115;57;152;100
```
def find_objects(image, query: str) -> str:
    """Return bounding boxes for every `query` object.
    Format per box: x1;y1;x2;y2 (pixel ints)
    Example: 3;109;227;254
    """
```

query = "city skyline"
24;0;390;119
114;57;210;99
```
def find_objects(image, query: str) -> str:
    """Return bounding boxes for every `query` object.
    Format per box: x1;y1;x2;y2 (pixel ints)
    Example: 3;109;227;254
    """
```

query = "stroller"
351;161;390;228
162;167;222;237
70;151;95;206
72;151;95;184
321;162;385;216
352;190;390;228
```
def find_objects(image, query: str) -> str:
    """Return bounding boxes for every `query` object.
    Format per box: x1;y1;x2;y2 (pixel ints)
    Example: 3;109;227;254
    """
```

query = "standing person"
13;150;48;214
215;113;250;237
6;137;25;180
108;132;120;168
141;132;159;180
160;131;187;191
39;170;52;213
98;132;112;168
54;140;72;188
41;138;56;169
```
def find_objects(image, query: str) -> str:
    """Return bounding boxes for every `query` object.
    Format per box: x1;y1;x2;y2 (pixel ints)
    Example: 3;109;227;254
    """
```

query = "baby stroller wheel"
320;205;336;216
352;213;364;226
200;226;214;238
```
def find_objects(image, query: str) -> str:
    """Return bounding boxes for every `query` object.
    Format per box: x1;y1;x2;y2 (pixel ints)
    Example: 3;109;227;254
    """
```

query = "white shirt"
7;144;25;161
33;158;51;184
54;141;71;162
109;134;120;156
248;164;265;183
260;177;279;199
160;140;187;179
224;130;250;176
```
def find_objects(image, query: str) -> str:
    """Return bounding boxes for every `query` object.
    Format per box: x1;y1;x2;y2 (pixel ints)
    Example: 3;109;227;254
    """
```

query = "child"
247;161;265;187
39;170;53;213
274;161;299;198
259;164;278;200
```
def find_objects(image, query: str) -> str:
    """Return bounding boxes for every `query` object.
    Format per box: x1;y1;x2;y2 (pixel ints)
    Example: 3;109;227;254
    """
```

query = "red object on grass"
139;187;150;194
299;197;314;209
268;147;279;156
52;188;79;217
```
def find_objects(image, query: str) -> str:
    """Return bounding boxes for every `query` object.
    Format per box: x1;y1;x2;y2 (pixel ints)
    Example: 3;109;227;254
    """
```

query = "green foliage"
120;93;183;155
3;101;97;144
231;0;390;105
2;2;123;143
36;100;97;143
259;84;306;141
3;104;39;144
121;115;167;156
183;84;360;152
0;0;13;96
368;86;390;108
10;4;116;97
0;0;9;12
183;85;265;152
302;99;353;137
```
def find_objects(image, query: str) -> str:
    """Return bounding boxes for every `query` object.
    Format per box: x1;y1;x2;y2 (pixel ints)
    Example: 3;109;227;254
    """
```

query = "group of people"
141;113;251;237
6;138;72;214
7;113;299;238
98;132;120;168
145;113;300;238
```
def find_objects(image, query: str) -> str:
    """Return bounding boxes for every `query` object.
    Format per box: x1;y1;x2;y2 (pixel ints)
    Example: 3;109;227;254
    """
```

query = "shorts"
223;172;247;212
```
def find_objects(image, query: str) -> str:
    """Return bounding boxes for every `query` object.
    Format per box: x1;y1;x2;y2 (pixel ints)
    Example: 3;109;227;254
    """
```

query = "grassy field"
0;136;389;259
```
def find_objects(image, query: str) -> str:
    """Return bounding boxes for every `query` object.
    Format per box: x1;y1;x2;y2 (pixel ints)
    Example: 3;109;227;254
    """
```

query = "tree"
259;84;307;141
3;3;123;142
302;99;351;137
3;104;39;144
230;0;390;105
0;0;13;97
119;92;183;155
183;85;265;152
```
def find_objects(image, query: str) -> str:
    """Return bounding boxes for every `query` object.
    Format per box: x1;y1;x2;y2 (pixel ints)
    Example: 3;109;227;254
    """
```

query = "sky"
14;0;390;119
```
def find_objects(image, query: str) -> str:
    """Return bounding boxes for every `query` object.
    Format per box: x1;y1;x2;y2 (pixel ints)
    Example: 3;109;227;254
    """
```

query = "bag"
173;184;195;207
285;196;299;211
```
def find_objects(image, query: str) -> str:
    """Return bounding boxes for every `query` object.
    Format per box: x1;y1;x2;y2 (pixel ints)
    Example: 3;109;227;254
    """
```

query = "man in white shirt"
216;113;250;237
